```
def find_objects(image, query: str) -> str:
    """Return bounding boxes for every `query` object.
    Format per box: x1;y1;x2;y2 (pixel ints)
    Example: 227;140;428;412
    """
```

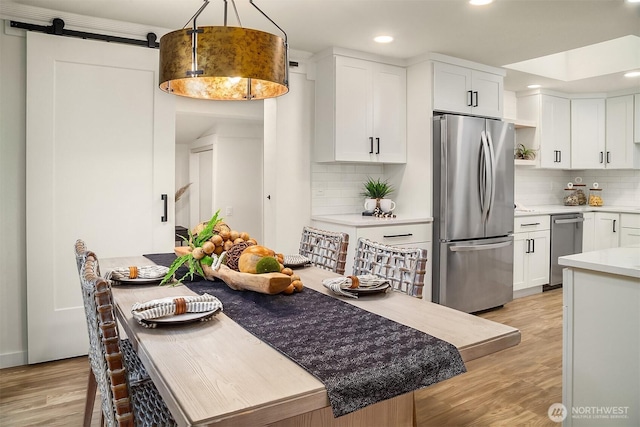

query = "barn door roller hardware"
10;18;159;48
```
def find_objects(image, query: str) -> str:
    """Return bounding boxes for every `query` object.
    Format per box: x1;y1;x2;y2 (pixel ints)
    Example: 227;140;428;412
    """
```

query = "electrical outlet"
226;206;233;216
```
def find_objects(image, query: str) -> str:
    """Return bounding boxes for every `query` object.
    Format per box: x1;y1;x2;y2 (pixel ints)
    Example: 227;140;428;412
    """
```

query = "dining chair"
75;242;176;426
352;237;428;298
298;226;349;275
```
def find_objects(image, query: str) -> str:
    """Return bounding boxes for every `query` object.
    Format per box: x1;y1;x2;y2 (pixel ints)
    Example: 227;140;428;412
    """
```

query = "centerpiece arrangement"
163;210;303;295
362;177;396;217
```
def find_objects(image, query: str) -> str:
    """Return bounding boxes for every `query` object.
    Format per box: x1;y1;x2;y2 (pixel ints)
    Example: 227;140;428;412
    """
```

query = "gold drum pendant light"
159;0;289;101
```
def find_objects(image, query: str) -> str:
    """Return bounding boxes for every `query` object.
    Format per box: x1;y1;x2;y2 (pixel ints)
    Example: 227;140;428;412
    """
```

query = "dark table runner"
145;253;466;418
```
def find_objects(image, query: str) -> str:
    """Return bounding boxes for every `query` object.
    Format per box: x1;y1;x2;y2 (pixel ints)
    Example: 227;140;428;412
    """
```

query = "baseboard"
0;350;28;369
513;286;543;299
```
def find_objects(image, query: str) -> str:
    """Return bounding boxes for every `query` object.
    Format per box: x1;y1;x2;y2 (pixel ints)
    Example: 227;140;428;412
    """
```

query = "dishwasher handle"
553;218;584;224
450;241;512;252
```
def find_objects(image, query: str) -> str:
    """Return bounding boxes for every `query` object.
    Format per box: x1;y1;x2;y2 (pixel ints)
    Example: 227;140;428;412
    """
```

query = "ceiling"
5;0;640;142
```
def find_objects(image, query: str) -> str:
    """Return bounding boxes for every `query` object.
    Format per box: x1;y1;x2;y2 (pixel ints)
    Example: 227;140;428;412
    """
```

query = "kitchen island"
559;246;640;426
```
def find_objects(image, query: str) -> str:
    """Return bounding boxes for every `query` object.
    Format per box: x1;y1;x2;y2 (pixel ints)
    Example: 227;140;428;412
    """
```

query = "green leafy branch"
160;210;222;286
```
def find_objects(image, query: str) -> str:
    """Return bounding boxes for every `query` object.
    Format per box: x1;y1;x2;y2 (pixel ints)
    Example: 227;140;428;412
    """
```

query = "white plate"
112;277;165;285
145;307;221;325
342;283;390;295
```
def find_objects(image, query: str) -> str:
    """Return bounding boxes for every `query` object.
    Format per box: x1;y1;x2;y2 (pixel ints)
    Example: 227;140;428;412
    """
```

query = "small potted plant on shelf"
515;143;537;160
362;177;395;212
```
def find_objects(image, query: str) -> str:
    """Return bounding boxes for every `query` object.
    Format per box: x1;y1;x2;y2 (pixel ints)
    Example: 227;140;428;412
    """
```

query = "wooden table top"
104;256;520;427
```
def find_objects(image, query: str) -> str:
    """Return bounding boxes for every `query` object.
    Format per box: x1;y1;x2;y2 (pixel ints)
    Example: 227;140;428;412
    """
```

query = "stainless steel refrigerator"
432;114;515;313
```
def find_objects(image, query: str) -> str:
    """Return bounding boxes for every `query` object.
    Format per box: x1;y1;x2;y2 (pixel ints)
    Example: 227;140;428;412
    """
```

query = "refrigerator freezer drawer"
438;236;514;313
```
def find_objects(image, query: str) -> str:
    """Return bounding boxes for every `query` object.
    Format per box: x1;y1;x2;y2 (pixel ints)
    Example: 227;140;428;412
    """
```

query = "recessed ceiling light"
469;0;494;5
626;0;640;3
624;71;640;78
527;84;542;89
374;36;394;43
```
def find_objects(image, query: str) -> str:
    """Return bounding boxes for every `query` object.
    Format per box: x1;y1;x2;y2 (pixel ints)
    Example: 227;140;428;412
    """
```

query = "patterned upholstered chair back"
352;238;428;298
75;240;175;427
299;226;349;275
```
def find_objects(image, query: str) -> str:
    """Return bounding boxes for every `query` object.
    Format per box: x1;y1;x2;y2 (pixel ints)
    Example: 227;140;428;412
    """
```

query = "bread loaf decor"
163;210;304;295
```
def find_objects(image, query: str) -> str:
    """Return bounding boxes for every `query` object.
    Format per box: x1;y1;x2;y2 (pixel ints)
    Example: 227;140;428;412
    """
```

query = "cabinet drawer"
514;215;550;233
621;213;640;229
357;223;432;246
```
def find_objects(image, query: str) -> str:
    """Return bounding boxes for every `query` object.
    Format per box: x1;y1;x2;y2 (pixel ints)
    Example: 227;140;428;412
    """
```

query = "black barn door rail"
10;18;159;48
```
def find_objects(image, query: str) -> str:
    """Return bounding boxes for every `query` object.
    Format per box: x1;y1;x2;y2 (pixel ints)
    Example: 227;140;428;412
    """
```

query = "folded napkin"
131;293;223;323
322;274;389;299
108;265;169;281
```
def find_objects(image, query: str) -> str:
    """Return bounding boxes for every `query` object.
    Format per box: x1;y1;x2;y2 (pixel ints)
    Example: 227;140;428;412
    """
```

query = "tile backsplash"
516;168;640;207
311;163;384;215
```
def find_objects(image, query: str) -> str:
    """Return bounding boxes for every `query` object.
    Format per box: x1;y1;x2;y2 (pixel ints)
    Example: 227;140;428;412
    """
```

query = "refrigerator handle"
485;130;497;218
450;241;513;252
479;131;491;225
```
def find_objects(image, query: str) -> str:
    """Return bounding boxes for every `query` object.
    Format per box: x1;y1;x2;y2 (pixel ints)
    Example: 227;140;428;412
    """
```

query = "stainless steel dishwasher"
547;213;584;290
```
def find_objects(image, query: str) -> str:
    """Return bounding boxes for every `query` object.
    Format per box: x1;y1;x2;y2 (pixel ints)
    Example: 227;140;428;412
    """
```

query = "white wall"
0;25;28;368
175;144;191;227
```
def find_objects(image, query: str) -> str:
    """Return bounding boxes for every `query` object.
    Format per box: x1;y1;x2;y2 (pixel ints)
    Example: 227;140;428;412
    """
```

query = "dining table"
103;254;521;427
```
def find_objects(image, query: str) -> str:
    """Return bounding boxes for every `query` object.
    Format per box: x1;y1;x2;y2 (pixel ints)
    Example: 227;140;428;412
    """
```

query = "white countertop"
559;245;640;279
515;205;640;217
311;214;433;227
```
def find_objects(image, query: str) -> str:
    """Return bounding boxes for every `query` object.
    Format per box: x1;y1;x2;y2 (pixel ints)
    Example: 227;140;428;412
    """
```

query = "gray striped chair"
298;226;349;275
75;240;175;426
352;237;428;298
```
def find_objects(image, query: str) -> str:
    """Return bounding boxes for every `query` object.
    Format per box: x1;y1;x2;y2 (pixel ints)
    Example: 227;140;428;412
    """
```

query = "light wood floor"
0;289;562;427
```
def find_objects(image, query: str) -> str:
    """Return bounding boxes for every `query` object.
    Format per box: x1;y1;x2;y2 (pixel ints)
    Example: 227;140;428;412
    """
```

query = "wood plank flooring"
0;289;562;427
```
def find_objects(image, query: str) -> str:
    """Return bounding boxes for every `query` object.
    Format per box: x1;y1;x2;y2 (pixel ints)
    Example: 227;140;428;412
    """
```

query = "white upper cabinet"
605;95;640;169
518;93;571;169
314;54;407;163
433;61;503;119
570;98;605;169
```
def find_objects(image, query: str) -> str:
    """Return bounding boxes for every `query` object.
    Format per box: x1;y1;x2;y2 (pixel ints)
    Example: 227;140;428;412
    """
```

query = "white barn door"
26;32;175;363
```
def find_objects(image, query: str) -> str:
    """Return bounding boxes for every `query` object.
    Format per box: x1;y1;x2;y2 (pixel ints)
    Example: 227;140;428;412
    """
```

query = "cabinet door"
594;213;620;250
527;230;550;286
606;95;634;169
539;95;571;169
571;98;605;169
513;233;528;291
582;212;595;253
373;64;407;163
335;56;374;162
471;70;503;119
433;62;472;115
621;228;640;247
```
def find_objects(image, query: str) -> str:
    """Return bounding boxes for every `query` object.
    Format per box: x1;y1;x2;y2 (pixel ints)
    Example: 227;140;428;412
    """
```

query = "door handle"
613;219;616;233
554;218;584;224
520;222;540;227
599;151;604;164
531;238;535;253
525;238;530;254
383;233;413;238
606;151;611;164
467;90;473;107
376;137;380;154
450;241;513;252
369;137;374;154
473;91;478;107
161;194;168;222
558;150;562;163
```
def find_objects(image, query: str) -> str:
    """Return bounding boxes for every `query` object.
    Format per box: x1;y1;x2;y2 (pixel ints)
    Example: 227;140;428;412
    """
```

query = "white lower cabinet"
593;212;620;250
311;220;432;299
581;212;595;252
513;215;550;294
620;213;640;247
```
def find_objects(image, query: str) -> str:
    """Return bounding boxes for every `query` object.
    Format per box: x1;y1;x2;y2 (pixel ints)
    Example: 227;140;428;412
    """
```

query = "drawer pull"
520;222;540;227
383;233;413;238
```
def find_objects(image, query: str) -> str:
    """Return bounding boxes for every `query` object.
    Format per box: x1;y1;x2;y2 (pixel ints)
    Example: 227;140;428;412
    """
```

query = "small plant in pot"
362;178;394;212
515;144;537;160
